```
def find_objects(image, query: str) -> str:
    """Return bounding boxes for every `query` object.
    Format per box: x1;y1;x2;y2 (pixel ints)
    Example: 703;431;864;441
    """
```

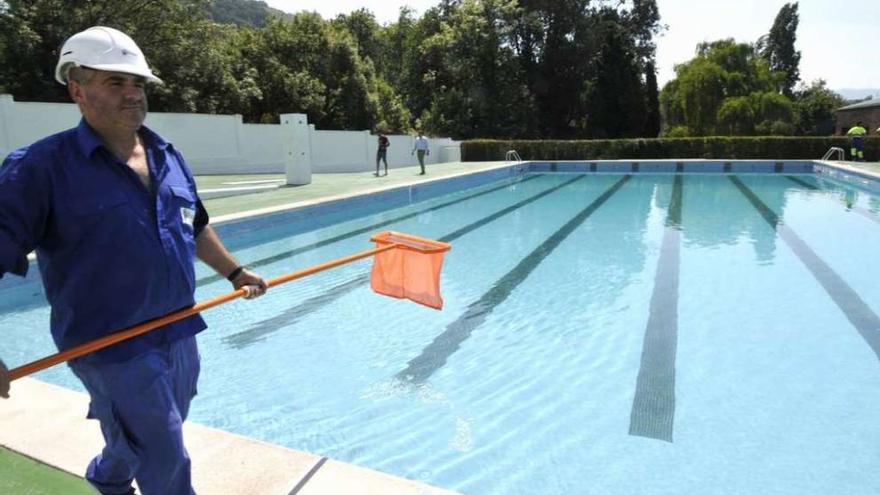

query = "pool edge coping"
0;378;462;495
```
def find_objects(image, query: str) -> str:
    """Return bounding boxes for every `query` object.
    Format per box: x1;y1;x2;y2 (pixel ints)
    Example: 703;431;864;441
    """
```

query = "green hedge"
461;137;880;161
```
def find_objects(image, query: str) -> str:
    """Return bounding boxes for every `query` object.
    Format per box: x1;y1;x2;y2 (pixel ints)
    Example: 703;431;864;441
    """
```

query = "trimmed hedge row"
461;137;880;161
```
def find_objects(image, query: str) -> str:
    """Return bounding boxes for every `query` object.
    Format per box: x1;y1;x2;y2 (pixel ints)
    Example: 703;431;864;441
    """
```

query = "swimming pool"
2;169;880;495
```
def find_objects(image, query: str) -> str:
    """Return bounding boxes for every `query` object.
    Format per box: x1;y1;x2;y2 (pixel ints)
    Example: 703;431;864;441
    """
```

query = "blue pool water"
2;171;880;495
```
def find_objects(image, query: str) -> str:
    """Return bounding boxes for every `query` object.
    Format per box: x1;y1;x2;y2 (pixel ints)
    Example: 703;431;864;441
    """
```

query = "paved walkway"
199;161;507;218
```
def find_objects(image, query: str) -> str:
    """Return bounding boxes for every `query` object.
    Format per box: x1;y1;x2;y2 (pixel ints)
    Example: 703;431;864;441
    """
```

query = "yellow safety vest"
847;125;867;136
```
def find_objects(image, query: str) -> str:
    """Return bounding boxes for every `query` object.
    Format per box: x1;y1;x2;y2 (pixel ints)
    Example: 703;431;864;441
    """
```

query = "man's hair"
67;66;96;85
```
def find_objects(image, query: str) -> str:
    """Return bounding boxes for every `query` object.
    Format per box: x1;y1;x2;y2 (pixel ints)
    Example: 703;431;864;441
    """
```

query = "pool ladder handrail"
821;147;844;161
505;149;522;162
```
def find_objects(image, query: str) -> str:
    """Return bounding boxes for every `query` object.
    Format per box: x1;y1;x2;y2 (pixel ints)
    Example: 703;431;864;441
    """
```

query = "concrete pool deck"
3;157;879;494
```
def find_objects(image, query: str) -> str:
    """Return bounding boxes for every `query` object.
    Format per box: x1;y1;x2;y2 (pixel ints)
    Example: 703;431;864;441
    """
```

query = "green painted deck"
199;161;506;218
0;447;94;494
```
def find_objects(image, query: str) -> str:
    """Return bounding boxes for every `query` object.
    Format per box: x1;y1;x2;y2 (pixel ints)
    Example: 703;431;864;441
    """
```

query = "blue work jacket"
0;120;207;363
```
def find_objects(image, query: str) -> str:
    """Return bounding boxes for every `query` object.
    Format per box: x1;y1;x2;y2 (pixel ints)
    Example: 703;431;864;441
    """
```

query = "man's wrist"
226;265;245;282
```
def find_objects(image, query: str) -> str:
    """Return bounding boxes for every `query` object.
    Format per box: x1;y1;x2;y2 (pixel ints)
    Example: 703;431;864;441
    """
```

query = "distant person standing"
375;131;390;176
412;131;429;175
846;121;867;162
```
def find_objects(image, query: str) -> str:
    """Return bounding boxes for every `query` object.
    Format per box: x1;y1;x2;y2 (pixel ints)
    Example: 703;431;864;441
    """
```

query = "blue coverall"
0;119;209;494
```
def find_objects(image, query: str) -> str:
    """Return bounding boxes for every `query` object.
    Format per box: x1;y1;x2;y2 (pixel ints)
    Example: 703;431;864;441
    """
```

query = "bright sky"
264;0;879;92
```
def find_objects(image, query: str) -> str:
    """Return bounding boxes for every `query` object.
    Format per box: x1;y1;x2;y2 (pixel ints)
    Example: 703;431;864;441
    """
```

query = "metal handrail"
821;147;844;161
505;150;522;162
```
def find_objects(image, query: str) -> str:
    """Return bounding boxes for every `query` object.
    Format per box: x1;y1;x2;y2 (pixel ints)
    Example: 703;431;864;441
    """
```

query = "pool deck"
3;157;879;494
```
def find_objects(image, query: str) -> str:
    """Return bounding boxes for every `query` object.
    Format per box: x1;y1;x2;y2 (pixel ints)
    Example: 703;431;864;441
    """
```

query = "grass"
0;447;94;495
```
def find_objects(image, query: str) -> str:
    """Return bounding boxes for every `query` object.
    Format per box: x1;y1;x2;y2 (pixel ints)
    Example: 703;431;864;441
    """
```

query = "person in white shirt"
412;131;429;175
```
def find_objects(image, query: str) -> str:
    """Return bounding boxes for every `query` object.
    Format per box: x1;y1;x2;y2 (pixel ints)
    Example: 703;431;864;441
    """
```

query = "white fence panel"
0;94;459;181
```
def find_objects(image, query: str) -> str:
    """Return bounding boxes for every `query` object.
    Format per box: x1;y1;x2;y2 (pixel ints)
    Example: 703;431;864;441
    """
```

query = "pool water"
2;172;880;495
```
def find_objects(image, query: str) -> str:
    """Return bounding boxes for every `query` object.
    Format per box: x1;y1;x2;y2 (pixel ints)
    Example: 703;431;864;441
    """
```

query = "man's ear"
67;80;84;104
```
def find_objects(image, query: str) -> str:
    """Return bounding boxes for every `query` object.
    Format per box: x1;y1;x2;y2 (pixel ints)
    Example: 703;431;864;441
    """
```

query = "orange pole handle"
9;243;396;381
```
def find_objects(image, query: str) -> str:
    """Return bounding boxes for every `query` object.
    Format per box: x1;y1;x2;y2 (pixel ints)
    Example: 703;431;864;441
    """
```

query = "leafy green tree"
792;79;844;135
643;61;661;137
660;39;789;136
757;2;800;97
716;96;756;135
421;0;536;138
585;8;645;138
515;0;593;137
206;0;273;27
332;9;382;67
0;0;252;115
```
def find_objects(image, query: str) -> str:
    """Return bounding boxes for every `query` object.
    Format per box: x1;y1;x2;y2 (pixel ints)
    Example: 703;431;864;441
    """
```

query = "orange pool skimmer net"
10;231;451;381
370;231;452;309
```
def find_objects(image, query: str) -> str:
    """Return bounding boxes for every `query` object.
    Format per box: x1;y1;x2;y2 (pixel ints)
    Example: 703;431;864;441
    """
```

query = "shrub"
462;137;879;161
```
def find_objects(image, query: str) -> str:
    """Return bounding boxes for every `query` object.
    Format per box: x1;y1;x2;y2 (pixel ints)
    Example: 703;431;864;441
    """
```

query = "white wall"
0;94;460;182
310;129;371;173
239;123;285;173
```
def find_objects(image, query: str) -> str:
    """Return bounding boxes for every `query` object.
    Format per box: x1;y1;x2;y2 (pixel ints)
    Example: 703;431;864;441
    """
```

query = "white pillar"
363;130;371;171
281;113;311;185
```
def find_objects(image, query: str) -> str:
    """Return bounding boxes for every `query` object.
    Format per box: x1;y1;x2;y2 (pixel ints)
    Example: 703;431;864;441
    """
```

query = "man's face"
69;70;148;134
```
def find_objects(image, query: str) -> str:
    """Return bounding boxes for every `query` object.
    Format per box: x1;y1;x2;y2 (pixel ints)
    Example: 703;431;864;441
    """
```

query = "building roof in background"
837;99;880;111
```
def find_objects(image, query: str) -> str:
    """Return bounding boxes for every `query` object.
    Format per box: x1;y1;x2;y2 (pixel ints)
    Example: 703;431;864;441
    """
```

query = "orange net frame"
370;231;452;310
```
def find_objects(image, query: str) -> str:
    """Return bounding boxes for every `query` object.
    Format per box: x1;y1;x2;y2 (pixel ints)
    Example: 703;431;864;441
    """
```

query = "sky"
264;0;879;93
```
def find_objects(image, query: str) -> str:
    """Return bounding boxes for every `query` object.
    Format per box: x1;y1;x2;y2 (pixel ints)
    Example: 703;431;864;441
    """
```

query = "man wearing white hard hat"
0;26;268;495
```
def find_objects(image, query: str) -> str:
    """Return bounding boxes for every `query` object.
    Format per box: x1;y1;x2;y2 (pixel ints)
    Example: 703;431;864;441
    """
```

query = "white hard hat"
55;26;162;85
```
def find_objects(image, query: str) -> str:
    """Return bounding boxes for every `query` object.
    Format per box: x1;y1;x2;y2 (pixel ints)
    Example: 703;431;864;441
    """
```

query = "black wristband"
226;265;245;282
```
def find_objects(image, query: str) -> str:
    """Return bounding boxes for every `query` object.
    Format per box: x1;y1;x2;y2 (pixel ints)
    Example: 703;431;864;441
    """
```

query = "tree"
792;79;845;135
0;0;249;114
757;2;800;97
207;0;273;27
585;8;646;138
643;61;661;137
660;39;789;136
420;0;536;138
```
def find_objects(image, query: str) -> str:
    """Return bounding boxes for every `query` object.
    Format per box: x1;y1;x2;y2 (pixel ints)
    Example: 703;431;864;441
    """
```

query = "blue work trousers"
70;336;201;495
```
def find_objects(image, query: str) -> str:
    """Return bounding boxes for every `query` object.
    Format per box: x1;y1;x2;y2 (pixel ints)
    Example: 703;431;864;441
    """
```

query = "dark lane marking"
730;176;880;362
784;175;818;190
222;175;587;348
287;457;328;495
786;175;880;226
198;175;542;286
435;176;586;243
222;275;367;349
396;175;633;384
629;174;683;442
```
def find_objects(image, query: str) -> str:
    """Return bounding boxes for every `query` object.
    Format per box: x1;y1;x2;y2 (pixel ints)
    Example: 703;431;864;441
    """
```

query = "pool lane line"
222;276;367;348
784;175;880;227
287;456;328;495
784;175;819;191
629;174;682;442
396;175;633;384
197;174;543;286
222;175;589;348
729;176;880;362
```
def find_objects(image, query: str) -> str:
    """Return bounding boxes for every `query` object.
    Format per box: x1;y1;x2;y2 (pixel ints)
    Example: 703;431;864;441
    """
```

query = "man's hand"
231;268;268;300
1;359;10;399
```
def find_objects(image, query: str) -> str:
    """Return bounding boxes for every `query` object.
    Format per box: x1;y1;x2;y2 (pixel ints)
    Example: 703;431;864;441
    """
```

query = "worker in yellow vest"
846;122;867;161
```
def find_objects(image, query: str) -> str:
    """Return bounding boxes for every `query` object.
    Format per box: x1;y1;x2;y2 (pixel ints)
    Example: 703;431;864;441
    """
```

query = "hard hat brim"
57;63;163;85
